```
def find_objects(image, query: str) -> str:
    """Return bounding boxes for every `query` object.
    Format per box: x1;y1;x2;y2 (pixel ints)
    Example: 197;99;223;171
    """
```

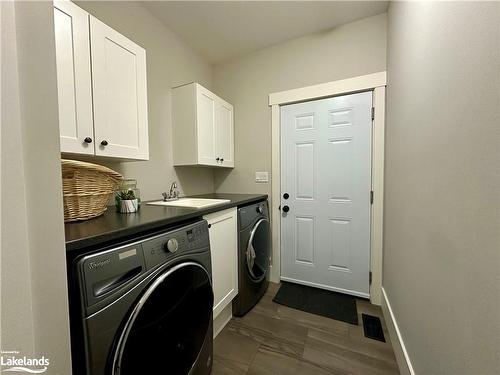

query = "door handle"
282;205;290;213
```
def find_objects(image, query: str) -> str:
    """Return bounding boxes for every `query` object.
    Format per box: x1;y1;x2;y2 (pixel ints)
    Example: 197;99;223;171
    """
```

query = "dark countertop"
65;193;267;253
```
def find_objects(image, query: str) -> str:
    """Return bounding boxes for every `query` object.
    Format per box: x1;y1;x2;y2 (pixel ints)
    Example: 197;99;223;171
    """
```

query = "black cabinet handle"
220;158;224;162
101;140;108;146
282;205;290;213
208;224;212;229
84;137;92;144
283;193;289;200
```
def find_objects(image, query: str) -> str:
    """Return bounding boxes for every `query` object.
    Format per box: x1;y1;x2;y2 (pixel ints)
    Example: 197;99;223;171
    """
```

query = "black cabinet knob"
283;193;289;200
100;140;108;146
216;157;220;162
208;224;212;229
282;205;290;213
220;158;224;162
84;137;92;144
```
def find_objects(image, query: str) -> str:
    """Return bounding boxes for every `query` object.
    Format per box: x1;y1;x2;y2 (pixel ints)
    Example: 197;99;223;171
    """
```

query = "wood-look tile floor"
212;282;400;375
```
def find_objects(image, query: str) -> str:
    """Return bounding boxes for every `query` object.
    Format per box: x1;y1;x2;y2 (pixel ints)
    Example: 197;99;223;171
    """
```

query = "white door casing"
280;91;372;297
90;16;149;160
54;1;94;155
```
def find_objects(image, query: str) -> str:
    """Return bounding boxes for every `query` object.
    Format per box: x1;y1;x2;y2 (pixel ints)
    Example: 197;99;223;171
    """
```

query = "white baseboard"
213;303;232;339
381;287;416;375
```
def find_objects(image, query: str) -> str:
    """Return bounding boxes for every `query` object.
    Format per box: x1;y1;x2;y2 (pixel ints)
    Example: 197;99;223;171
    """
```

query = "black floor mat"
272;282;358;325
362;313;385;342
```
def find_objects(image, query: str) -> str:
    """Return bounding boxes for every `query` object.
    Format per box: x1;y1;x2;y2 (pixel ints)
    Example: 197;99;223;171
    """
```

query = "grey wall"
74;2;215;201
384;2;500;374
212;13;387;196
1;1;72;373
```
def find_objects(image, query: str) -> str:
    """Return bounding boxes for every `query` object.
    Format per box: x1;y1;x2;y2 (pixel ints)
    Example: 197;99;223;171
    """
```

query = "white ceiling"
142;1;388;64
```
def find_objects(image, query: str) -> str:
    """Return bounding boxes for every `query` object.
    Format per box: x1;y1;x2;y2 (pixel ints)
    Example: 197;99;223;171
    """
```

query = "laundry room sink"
147;198;230;209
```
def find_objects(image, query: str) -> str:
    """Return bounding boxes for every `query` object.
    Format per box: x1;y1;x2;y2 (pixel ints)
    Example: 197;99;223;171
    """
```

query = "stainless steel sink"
147;198;230;209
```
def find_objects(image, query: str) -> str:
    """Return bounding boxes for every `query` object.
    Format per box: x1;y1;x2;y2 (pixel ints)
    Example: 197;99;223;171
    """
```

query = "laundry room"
2;1;499;375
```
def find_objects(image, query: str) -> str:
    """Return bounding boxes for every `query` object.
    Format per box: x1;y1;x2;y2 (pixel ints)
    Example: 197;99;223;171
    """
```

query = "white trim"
213;303;232;339
268;72;386;306
281;276;370;299
370;86;386;305
213;289;236;319
269;71;386;106
270;104;281;283
381;287;416;375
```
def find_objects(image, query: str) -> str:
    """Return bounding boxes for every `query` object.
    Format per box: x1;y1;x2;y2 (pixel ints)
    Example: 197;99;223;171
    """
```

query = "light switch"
255;171;269;183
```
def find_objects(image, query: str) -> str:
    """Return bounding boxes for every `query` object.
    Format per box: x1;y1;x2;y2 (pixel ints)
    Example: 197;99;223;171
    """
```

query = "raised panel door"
196;85;218;166
90;16;149;160
215;100;234;168
281;91;372;297
204;208;238;319
53;1;94;155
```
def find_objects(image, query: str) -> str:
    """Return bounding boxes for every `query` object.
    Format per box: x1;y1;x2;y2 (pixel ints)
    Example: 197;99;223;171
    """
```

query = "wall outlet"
255;171;269;183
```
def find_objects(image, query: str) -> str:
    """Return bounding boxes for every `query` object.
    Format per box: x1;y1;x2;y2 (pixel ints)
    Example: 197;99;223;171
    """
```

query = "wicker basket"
61;159;123;222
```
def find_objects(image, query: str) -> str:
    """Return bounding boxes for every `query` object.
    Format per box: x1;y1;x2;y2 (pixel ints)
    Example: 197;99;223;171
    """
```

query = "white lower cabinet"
203;208;238;321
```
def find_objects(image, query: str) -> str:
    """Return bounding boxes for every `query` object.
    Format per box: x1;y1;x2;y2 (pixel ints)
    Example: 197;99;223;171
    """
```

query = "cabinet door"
53;2;94;155
216;99;235;168
90;16;149;160
204;208;238;319
196;85;218;166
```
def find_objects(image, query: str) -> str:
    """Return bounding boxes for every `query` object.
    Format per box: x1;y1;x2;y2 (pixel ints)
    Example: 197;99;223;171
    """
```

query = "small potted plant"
116;189;139;213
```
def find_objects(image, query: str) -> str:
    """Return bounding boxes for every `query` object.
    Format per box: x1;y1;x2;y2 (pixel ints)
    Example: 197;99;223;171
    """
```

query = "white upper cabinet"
172;83;234;168
53;3;149;160
90;16;149;160
53;1;94;155
196;85;218;166
216;98;235;167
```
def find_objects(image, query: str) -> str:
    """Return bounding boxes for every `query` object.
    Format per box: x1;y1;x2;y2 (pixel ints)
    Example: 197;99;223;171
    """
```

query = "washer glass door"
246;218;270;282
113;262;213;375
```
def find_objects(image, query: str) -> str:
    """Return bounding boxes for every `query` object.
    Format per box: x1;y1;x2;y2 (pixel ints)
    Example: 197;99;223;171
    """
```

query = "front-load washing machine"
233;200;271;316
68;220;213;375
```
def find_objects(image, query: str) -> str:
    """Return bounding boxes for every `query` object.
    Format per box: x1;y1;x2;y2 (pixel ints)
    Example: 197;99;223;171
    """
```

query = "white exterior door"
280;91;372;297
90;16;149;160
196;85;218;166
215;100;234;168
53;1;94;155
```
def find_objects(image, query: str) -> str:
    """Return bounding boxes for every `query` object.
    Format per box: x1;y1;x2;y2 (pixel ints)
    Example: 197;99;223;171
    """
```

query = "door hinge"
369;271;372;285
370;190;374;204
371;107;375;121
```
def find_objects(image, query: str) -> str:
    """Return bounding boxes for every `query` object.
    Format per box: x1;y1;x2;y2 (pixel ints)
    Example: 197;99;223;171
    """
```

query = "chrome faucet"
162;182;179;201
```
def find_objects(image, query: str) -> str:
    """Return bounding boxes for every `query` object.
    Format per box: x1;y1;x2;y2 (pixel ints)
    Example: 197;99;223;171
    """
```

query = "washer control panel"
142;220;210;270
